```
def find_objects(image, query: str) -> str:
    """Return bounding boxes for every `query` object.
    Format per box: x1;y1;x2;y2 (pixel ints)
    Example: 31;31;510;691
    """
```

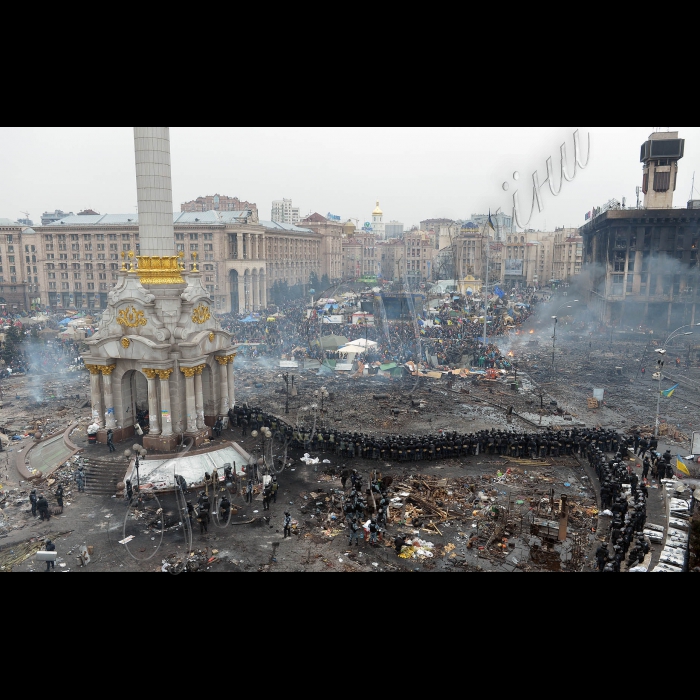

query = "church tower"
372;201;385;240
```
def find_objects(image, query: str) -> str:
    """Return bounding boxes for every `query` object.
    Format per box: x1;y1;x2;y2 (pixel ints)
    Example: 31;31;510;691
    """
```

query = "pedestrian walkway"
29;434;74;476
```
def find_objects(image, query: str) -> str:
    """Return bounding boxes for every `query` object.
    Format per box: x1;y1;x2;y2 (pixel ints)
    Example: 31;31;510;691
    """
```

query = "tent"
315;335;349;351
239;316;258;324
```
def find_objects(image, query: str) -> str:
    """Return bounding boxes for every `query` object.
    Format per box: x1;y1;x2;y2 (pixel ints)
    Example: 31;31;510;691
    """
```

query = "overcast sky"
1;127;699;231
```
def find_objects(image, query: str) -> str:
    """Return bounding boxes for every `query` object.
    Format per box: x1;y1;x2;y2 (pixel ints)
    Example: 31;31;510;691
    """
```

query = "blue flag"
494;286;505;299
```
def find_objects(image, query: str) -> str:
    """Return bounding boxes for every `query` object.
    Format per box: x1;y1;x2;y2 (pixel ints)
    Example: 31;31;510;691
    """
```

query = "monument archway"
120;370;149;431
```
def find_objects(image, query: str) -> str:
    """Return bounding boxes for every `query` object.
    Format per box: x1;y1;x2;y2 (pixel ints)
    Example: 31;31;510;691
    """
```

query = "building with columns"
35;211;321;315
82;127;238;452
298;213;343;283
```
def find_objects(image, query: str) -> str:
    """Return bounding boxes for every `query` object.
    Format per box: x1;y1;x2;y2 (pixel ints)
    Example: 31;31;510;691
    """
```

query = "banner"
504;259;524;276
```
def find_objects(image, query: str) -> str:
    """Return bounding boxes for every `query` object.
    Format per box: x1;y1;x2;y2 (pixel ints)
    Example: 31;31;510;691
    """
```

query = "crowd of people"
214;285;541;370
590;437;655;573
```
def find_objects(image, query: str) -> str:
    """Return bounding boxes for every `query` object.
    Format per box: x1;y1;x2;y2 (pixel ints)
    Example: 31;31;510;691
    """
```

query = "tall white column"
144;370;161;436
157;370;173;437
102;366;117;429
227;355;236;410
194;365;205;430
183;368;198;433
260;274;267;308
87;366;104;428
134;127;175;258
217;358;230;416
238;276;245;314
252;274;259;311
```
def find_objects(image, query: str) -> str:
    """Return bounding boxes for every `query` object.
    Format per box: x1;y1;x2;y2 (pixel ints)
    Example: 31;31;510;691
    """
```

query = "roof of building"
260;221;314;234
0;218;19;226
373;201;383;216
301;213;329;224
45;211;251;227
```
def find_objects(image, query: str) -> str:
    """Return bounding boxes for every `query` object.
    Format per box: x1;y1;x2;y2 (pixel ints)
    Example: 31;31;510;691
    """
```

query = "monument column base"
144;433;181;454
185;426;213;448
97;426;135;445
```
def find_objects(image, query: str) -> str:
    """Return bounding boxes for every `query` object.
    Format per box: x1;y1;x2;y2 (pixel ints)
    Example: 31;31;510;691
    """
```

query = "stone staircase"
83;457;127;497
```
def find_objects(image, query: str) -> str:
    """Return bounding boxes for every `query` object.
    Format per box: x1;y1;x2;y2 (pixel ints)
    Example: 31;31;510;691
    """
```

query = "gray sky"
2;127;699;231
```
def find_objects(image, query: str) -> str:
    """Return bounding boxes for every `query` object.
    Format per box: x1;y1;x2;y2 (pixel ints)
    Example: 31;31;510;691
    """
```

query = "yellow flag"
677;458;691;477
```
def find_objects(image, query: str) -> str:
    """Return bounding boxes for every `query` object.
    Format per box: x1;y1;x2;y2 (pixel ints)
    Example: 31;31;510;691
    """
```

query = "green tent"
314;335;349;351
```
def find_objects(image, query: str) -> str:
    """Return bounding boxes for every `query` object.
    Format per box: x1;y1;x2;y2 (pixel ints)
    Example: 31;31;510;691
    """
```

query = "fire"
529;330;535;335
508;352;514;358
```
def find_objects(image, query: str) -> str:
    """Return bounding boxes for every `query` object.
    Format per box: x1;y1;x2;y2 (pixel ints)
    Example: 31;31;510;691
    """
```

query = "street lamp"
654;324;700;437
550;301;578;370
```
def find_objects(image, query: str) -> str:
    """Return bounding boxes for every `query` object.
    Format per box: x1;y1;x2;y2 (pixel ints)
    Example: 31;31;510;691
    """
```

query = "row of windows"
44;234;135;242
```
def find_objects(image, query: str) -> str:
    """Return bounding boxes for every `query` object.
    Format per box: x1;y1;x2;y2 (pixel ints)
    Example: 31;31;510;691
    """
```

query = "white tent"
344;338;377;348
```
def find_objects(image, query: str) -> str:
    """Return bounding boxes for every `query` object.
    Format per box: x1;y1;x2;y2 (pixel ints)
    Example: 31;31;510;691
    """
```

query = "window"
654;171;671;192
204;233;213;241
70;234;78;241
190;233;199;241
96;234;104;241
122;234;130;240
190;244;199;251
176;233;185;241
109;234;117;241
110;244;118;251
122;244;130;252
627;275;634;294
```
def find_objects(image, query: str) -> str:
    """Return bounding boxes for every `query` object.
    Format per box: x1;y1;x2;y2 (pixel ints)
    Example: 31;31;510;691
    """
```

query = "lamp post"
281;372;290;414
550;301;578;370
654;324;700;437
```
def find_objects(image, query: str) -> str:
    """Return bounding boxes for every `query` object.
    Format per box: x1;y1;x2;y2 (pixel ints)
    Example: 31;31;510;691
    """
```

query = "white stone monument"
82;127;237;452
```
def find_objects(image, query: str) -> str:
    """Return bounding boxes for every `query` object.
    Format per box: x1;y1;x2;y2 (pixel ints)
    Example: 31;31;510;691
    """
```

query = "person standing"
348;518;361;547
44;540;56;572
107;430;116;453
37;494;50;522
283;512;293;539
198;507;209;536
30;490;38;518
75;466;86;493
56;485;64;510
272;477;279;504
246;480;254;504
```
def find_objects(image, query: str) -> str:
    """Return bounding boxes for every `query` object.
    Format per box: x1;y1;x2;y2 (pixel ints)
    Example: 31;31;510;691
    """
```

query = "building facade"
0;219;40;312
581;207;700;330
552;229;583;283
385;221;404;238
271;199;301;226
379;232;435;285
298;213;343;284
181;195;258;218
36;211;321;315
342;223;379;280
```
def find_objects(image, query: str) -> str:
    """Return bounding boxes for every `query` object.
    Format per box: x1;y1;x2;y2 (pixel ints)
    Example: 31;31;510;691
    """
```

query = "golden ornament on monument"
121;337;131;349
209;332;215;342
192;304;211;325
117;306;148;328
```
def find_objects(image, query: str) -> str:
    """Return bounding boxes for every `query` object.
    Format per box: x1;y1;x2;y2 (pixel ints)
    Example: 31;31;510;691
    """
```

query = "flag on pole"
494;286;505;299
488;211;496;232
677;456;691;477
661;384;679;398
